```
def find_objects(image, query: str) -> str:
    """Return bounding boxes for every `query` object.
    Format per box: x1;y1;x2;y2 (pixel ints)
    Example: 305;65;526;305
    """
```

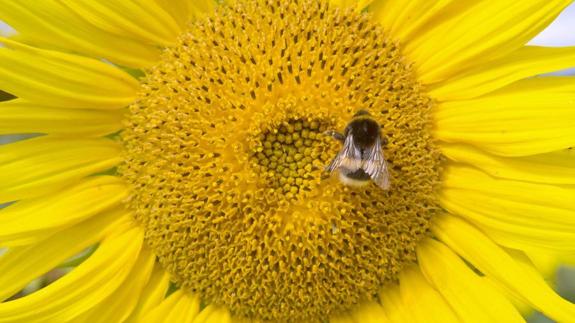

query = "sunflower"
1;0;575;322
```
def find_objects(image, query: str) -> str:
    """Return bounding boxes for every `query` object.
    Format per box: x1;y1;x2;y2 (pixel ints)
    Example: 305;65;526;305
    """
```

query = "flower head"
1;0;575;322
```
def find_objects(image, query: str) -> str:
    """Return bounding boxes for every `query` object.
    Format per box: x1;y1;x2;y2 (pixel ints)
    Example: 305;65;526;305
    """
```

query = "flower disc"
120;0;442;321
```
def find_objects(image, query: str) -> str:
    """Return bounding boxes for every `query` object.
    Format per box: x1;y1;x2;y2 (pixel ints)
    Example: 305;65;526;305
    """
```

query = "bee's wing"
326;134;362;173
361;137;391;190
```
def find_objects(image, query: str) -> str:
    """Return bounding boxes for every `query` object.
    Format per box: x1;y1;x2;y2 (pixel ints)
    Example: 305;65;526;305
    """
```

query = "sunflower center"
120;0;441;322
251;115;332;200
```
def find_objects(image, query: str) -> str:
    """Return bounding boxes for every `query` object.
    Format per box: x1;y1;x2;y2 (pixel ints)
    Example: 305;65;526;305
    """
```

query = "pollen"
120;0;441;322
251;117;333;200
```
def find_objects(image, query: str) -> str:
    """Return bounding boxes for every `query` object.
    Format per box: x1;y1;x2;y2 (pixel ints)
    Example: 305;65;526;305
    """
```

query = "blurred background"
1;2;575;322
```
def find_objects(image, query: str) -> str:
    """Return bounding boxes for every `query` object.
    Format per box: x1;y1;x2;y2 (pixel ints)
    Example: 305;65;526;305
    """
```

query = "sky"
529;2;575;46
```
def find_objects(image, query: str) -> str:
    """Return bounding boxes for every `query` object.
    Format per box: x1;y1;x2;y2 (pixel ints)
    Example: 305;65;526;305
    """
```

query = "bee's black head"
346;117;380;149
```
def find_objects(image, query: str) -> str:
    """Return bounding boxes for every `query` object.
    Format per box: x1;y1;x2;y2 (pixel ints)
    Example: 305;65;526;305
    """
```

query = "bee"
324;110;390;189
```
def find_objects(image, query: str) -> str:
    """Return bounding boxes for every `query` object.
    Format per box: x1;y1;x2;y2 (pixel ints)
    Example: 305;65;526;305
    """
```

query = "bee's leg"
324;130;345;143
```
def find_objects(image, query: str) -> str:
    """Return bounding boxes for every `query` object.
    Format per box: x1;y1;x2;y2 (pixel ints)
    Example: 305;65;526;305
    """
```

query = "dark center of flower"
120;0;441;322
252;116;333;199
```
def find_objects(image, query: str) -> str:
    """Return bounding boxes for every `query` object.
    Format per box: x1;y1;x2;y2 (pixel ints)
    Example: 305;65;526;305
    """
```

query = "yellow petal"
153;0;216;27
61;0;180;47
435;76;575;156
0;38;138;109
351;301;390;323
398;265;459;323
0;99;123;137
125;263;171;322
74;246;155;323
481;276;533;319
430;46;575;101
404;1;572;84
141;291;201;323
524;249;567;281
502;249;558;293
0;176;127;246
370;0;458;44
379;284;414;323
0;225;142;323
0;0;160;68
139;291;184;323
442;165;575;251
164;293;202;323
190;304;216;323
0;136;121;203
192;305;231;323
440;144;575;184
433;214;575;323
0;208;131;302
417;238;524;323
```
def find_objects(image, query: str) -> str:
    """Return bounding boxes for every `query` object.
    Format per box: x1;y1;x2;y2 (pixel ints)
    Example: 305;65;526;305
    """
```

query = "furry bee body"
325;110;390;189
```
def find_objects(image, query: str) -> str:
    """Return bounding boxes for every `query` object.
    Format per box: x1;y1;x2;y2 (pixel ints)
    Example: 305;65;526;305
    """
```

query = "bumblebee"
325;110;390;189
